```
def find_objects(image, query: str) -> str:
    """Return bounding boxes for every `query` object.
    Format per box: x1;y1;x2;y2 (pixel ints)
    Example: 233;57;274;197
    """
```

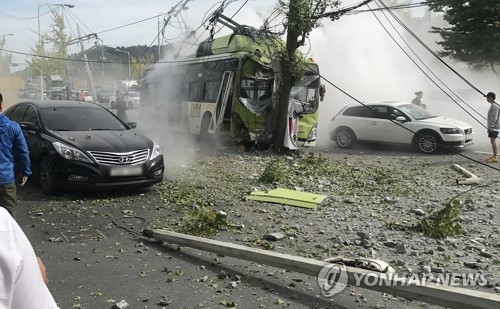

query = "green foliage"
28;11;71;81
279;0;340;35
273;42;310;85
416;198;463;239
265;154;420;197
260;158;285;183
157;181;213;210
387;197;466;240
427;0;500;73
181;207;228;237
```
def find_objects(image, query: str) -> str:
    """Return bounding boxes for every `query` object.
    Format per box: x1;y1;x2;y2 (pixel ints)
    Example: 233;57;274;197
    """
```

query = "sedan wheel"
39;157;57;194
417;133;439;154
336;128;355;149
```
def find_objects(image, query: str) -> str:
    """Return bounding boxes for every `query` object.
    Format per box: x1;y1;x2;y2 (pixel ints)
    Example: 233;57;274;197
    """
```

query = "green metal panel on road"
245;188;326;209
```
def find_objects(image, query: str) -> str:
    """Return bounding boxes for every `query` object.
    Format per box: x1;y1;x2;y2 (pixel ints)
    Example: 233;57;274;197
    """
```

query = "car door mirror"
19;122;39;131
395;116;407;122
127;122;137;129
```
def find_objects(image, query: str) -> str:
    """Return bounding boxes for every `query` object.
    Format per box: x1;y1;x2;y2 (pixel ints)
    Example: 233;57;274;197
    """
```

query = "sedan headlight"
150;141;162;160
440;128;461;134
52;141;92;162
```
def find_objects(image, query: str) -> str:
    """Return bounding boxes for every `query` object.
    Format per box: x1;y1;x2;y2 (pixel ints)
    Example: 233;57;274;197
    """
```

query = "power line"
96;13;169;36
369;1;488;128
0;8;48;20
377;0;487;98
313;67;500;173
373;0;500;136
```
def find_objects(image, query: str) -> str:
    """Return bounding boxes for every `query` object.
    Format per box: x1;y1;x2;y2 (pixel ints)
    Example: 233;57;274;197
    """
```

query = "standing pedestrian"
116;90;130;123
486;92;500;163
411;91;426;109
0;92;31;217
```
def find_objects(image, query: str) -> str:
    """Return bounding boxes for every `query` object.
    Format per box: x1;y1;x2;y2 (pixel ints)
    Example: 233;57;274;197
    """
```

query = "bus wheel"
199;113;214;150
236;144;245;153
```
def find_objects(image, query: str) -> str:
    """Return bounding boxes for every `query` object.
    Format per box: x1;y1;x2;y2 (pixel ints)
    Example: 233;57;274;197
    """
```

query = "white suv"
329;102;473;154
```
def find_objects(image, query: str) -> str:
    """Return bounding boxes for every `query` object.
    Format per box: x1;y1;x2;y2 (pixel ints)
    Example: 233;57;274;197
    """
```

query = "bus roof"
197;34;271;58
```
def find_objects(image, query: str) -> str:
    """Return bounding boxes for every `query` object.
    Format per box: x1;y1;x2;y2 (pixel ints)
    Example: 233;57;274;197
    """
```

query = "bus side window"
203;80;220;101
189;82;202;101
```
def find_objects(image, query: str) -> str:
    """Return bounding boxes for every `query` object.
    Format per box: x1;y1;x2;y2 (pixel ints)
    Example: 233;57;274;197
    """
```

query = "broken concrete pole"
453;164;481;185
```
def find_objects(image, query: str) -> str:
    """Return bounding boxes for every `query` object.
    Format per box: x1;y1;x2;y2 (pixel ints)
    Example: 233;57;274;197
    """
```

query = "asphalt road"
14;107;498;309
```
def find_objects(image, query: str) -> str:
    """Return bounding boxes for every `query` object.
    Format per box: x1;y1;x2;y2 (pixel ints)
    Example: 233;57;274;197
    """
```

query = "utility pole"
77;24;97;102
272;0;300;153
158;13;161;59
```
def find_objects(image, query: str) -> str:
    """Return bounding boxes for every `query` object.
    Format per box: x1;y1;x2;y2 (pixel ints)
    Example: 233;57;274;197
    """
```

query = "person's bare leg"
491;137;498;158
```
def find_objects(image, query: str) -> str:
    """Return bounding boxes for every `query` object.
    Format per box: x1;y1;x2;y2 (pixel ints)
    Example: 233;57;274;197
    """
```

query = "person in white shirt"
0;207;59;309
486;92;500;163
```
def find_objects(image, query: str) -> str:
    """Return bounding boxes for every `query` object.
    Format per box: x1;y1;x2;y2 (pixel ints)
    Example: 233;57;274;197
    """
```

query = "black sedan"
3;100;164;194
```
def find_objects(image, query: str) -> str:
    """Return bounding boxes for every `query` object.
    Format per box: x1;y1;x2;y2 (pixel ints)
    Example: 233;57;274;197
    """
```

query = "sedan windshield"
397;103;436;120
40;106;127;131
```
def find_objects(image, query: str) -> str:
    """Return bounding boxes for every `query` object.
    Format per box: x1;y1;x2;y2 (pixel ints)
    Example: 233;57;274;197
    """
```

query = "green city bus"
142;32;324;147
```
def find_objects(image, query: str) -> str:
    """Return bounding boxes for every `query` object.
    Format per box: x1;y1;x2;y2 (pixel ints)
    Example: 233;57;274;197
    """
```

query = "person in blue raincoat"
0;92;31;218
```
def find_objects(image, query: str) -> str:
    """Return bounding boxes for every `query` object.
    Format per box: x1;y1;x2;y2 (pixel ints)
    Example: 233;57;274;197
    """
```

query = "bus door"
210;71;234;133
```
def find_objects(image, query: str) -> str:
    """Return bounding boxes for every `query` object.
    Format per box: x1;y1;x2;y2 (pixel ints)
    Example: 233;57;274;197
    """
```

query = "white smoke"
308;6;497;152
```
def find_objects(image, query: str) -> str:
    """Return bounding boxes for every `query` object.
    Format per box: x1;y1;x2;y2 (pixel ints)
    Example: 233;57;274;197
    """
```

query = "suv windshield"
398;103;436;120
40;106;127;131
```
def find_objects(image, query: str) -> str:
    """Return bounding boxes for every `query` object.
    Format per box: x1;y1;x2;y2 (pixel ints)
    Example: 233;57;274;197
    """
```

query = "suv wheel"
415;132;439;154
335;128;355;148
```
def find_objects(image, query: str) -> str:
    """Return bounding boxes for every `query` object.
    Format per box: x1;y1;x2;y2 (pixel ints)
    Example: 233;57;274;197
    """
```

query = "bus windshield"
239;77;274;115
290;73;320;114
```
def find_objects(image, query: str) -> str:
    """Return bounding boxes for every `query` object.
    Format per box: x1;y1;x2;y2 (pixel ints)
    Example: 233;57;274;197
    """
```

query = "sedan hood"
52;130;153;153
419;116;471;128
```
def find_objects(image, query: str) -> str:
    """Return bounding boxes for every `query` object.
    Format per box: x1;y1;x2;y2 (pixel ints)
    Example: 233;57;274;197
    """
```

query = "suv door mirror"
395;116;407;122
19;122;39;131
127;122;137;129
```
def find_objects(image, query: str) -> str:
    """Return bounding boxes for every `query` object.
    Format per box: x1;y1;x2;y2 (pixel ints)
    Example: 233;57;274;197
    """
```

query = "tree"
0;36;13;77
28;11;71;85
272;0;340;153
427;0;500;77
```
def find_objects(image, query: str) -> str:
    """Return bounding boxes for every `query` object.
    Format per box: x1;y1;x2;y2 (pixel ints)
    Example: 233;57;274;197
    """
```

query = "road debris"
453;164;481;185
245;188;326;209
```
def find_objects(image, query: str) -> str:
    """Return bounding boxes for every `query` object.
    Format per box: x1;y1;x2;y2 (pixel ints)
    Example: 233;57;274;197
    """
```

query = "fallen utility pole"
453;164;481;185
143;229;500;309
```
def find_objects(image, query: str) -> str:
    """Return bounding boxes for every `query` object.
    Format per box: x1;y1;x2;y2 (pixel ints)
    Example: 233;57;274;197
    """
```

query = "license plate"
109;166;143;177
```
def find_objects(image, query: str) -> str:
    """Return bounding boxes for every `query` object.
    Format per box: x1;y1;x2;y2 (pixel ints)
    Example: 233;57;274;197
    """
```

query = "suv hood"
52;130;153;153
418;116;471;128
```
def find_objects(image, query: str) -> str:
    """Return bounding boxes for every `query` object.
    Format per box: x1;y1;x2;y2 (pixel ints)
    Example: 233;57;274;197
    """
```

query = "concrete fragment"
412;209;426;216
396;244;408;254
264;232;285;241
479;251;494;258
112;300;129;309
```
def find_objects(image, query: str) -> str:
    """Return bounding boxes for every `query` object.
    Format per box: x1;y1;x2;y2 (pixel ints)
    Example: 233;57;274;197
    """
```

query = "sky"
1;0;497;150
0;0;273;65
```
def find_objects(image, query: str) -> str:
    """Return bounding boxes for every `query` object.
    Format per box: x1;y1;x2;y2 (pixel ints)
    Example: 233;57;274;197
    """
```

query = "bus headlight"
307;123;318;141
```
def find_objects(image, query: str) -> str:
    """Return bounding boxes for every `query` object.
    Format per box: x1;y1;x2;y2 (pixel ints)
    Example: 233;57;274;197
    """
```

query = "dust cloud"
132;44;200;171
308;8;498;153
